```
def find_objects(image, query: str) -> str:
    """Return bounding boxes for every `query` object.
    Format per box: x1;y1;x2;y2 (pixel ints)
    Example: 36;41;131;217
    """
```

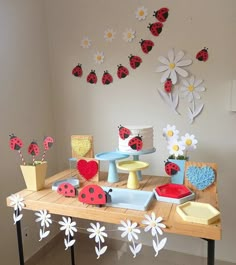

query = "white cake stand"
116;148;156;180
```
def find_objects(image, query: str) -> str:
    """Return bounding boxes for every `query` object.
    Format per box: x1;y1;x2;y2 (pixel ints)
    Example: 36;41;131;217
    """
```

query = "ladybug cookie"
148;22;163;37
118;125;131;140
87;70;97;84
164;160;180;176
57;182;76;197
140;39;154;54
129;55;142;69
128;135;143;151
102;71;113;85
164;78;172;93
196;47;208;62
28;141;40;156
117;65;129;79
9;134;23;151
153;7;169;22
72;63;83;77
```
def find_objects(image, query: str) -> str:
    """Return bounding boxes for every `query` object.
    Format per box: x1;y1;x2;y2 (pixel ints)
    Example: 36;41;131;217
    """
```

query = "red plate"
155;183;191;199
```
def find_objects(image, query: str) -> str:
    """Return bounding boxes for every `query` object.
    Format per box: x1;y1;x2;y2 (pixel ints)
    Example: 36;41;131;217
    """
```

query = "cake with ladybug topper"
118;125;154;153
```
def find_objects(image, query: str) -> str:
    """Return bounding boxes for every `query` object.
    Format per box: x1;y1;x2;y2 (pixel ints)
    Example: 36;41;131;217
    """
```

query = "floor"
27;233;234;265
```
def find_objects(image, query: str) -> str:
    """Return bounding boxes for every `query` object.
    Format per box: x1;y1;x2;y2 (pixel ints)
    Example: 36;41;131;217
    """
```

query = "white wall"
0;1;57;263
45;0;236;263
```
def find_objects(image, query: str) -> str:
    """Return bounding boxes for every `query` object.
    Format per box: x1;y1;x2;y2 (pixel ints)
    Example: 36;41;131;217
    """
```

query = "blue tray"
102;186;154;211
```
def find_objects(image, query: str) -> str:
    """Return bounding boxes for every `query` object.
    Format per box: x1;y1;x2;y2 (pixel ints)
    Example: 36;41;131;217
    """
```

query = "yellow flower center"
128;227;132;232
151;221;156;227
84;40;88;45
167;130;174;137
169;63;175;69
173;145;179;151
186;139;192;146
127;32;132;38
188;85;194;92
97;56;101;61
107;32;112;38
139;10;144;16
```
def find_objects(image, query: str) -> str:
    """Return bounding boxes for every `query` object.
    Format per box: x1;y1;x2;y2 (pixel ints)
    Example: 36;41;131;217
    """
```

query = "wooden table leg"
15;211;24;265
202;238;215;265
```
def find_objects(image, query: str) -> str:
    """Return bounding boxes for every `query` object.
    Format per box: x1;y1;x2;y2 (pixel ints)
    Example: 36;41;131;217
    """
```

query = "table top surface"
6;168;221;240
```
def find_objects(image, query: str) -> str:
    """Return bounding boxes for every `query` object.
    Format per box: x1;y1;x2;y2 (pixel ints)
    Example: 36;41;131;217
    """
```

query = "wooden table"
6;169;221;265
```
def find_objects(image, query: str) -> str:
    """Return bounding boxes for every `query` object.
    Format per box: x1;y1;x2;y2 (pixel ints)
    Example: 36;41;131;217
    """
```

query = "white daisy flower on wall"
80;37;91;48
59;217;77;250
181;133;198;151
156;49;192;84
163;124;179;142
167;139;185;157
135;6;148;21
123;28;136;42
180;76;206;103
9;194;24;224
35;210;52;241
94;51;104;64
104;29;116;42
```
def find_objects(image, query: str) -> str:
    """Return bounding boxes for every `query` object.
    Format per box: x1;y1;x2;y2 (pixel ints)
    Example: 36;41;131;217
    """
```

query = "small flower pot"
169;159;186;185
20;161;47;191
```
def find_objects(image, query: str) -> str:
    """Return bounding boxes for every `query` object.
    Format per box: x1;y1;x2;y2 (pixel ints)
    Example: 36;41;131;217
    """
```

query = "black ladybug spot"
70;189;73;193
90;197;94;201
65;191;67;194
59;188;62;191
89;187;94;193
81;193;86;198
98;194;103;199
64;184;68;189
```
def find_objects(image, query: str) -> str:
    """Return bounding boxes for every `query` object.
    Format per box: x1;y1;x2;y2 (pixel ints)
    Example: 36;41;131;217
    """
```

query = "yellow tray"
176;201;220;225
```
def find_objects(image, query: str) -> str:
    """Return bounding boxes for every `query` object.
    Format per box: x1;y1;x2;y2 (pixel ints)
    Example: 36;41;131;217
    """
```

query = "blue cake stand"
116;148;156;180
95;151;129;183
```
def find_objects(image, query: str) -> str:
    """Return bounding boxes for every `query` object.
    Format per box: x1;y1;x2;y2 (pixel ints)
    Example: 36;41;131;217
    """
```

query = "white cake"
118;125;154;153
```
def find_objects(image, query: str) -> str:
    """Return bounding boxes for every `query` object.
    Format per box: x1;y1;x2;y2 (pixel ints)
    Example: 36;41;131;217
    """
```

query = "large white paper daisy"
80;37;91;48
104;29;116;42
156;49;192;85
94;51;104;64
180;76;205;102
123;28;136;42
163;124;179;142
167;139;185;157
181;133;198;151
135;6;148;21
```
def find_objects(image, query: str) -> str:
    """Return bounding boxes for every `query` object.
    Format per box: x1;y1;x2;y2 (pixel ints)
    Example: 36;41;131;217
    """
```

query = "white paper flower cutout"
123;29;136;42
167;139;185;157
35;210;52;241
94;51;104;64
156;49;192;84
87;222;108;259
142;213;167;257
9;194;24;224
118;220;142;258
104;29;116;42
135;6;148;21
181;133;198;152
180;76;205;103
163;124;179;142
59;217;77;250
81;37;91;48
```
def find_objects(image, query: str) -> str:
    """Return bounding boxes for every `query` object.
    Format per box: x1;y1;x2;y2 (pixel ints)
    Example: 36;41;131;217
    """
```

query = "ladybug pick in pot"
164;160;180;176
9;134;26;165
28;141;40;165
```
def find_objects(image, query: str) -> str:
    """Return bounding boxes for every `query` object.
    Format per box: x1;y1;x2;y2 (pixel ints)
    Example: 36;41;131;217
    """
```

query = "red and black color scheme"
148;22;163;37
164;78;172;93
140;39;154;54
164;160;180;176
153;7;169;22
128;135;143;151
87;70;97;84
43;136;54;150
78;184;112;207
9;134;23;151
196;47;208;62
118;125;131;140
72;64;83;77
129;54;142;69
28;141;40;156
57;182;76;197
102;71;113;85
117;64;129;79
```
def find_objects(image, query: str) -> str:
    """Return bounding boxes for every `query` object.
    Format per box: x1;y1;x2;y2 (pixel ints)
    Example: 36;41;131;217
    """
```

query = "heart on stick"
72;138;91;157
77;159;98;180
186;166;215;190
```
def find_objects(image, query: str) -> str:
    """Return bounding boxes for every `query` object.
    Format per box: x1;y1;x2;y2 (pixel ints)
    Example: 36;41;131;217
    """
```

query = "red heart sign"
77;159;98;180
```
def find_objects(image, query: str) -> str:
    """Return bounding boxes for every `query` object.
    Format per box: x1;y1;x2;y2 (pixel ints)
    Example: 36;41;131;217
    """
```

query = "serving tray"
102;186;154;211
155;183;192;199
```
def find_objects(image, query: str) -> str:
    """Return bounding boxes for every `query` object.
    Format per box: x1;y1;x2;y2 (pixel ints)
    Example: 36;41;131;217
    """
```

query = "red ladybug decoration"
153;7;169;22
43;136;54;150
9;134;23;151
118;125;131;140
28;141;40;156
148;22;163;37
117;65;129;79
129;55;142;69
87;70;97;84
57;182;76;197
102;71;113;85
196;47;208;62
128;135;143;151
140;39;154;54
164;160;180;176
164;78;172;93
78;184;112;206
72;64;83;77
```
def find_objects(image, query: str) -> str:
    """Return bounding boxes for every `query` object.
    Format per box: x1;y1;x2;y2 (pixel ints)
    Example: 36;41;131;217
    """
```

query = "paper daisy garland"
94;51;104;65
35;210;52;241
59;217;77;250
104;29;116;42
81;37;91;49
142;213;167;257
87;222;108;259
118;220;142;258
123;28;136;42
135;6;148;21
9;194;24;224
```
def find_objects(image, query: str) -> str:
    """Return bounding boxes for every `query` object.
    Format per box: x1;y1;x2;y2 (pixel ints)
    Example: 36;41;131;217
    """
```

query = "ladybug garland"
102;70;113;85
72;63;83;77
129;55;142;69
140;39;154;54
148;22;163;37
196;47;209;62
153;7;169;22
87;70;97;84
117;64;129;79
